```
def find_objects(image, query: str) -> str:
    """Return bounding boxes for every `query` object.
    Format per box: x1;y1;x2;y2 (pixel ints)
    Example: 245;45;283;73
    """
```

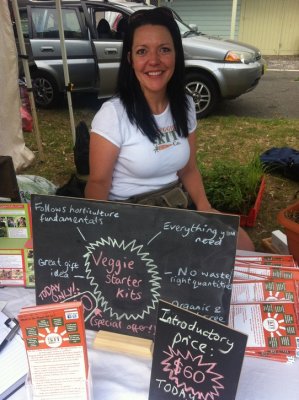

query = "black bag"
260;147;299;182
56;174;86;198
126;181;191;208
74;121;90;176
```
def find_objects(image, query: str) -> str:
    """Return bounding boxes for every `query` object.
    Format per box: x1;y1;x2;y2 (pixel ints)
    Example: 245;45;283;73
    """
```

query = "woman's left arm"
178;131;212;212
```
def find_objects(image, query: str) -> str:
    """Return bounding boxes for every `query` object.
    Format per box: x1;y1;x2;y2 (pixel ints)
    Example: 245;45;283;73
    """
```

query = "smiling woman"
85;7;195;204
129;24;175;115
84;7;255;251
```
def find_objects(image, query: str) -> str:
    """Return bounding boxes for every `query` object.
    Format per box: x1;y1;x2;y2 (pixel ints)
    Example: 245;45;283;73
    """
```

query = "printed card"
0;249;25;286
229;302;299;354
231;280;298;304
0;203;31;240
18;301;89;399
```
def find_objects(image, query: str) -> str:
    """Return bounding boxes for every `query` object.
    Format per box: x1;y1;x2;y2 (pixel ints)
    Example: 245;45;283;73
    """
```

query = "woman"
85;7;254;251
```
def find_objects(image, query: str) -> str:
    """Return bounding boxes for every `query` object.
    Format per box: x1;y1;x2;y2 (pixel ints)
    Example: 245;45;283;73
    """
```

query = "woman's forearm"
84;179;110;201
179;169;212;211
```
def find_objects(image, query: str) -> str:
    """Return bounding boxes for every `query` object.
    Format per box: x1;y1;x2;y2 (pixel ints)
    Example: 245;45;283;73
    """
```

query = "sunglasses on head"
128;7;174;24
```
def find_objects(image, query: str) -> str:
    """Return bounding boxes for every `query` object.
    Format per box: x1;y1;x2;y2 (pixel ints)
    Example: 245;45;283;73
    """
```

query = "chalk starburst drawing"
83;237;161;320
162;347;224;400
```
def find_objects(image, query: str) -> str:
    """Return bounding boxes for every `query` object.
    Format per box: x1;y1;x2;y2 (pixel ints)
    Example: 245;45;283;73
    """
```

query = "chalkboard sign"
31;194;239;339
149;300;248;400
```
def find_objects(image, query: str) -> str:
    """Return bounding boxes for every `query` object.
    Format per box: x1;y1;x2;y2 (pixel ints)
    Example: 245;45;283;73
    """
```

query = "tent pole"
55;0;76;145
11;0;45;161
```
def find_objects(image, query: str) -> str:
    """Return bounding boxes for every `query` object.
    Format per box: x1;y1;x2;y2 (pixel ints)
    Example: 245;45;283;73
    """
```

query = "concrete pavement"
264;55;299;72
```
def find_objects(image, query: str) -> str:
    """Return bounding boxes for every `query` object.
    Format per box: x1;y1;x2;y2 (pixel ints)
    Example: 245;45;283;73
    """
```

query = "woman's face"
130;24;176;98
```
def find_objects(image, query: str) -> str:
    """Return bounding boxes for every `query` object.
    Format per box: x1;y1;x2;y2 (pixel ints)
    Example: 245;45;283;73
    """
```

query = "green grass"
198;155;264;215
22;100;299;251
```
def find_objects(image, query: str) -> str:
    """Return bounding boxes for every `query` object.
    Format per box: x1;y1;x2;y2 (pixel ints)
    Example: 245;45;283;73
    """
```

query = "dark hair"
116;7;189;143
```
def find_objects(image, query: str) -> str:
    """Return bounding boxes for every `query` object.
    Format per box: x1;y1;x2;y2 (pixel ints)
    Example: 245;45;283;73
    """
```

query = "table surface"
1;286;299;400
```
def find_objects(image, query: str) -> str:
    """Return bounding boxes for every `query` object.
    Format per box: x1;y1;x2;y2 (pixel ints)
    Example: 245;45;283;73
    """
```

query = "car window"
93;9;128;40
31;7;83;39
63;9;82;38
19;9;29;38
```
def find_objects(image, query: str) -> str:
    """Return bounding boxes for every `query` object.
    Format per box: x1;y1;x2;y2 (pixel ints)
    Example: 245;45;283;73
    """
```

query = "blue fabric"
260;147;299;181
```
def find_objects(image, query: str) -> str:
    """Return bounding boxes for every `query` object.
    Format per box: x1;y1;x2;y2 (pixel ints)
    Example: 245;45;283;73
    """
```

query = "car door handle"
104;48;118;55
40;46;54;52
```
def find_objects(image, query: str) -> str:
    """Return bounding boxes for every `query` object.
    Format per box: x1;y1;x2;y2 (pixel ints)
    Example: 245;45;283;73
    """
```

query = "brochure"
231;280;298;304
0;249;25;286
229;302;299;360
18;301;89;400
0;203;34;287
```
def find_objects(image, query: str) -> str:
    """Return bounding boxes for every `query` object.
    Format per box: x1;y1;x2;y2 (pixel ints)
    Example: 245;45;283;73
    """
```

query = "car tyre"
31;71;60;108
185;72;219;119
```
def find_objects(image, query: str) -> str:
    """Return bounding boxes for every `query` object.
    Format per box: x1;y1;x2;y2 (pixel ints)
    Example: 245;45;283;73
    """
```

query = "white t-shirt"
91;96;197;200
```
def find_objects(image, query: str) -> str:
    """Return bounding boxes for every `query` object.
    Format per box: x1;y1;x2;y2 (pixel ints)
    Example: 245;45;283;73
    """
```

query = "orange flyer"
229;302;299;354
235;255;298;267
18;301;89;400
234;265;299;281
245;349;296;363
231;280;298;304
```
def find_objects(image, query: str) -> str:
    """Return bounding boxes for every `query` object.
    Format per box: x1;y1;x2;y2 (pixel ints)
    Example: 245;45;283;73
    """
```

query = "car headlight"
224;51;255;63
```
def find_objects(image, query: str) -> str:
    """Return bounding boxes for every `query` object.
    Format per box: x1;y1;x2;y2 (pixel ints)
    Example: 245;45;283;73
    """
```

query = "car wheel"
31;72;60;108
185;72;219;119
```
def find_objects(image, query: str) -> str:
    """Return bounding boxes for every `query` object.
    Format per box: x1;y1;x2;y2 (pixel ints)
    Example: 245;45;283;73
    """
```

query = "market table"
1;285;299;400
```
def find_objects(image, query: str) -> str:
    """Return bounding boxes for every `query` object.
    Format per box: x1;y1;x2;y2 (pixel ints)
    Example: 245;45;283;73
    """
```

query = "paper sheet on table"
0;311;28;399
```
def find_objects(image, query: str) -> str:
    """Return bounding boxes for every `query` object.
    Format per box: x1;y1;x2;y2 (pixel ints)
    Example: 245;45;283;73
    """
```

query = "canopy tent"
11;0;45;162
0;0;35;172
54;0;76;144
0;0;75;174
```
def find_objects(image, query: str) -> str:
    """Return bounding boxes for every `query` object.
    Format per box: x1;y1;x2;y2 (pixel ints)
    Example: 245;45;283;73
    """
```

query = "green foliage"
197;155;265;215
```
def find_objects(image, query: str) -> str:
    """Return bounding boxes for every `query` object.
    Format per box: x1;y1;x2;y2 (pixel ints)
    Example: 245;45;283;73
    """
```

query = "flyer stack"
229;255;299;363
0;203;34;287
18;301;90;399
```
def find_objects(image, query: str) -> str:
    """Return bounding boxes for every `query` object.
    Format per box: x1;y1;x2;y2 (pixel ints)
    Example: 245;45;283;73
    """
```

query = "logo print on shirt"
153;125;181;153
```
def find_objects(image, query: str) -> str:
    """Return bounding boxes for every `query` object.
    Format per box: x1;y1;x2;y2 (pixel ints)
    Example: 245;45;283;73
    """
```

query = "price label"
162;347;224;398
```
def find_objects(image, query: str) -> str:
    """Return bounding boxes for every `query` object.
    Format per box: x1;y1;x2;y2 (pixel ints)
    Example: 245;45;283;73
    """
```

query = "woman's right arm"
84;132;119;200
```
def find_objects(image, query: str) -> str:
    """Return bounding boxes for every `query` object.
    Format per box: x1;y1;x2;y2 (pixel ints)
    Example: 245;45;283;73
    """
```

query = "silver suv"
13;0;265;118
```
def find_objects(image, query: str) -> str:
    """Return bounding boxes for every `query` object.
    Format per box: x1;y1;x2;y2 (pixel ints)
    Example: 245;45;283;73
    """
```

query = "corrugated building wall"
158;0;299;55
159;0;240;39
239;0;299;55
